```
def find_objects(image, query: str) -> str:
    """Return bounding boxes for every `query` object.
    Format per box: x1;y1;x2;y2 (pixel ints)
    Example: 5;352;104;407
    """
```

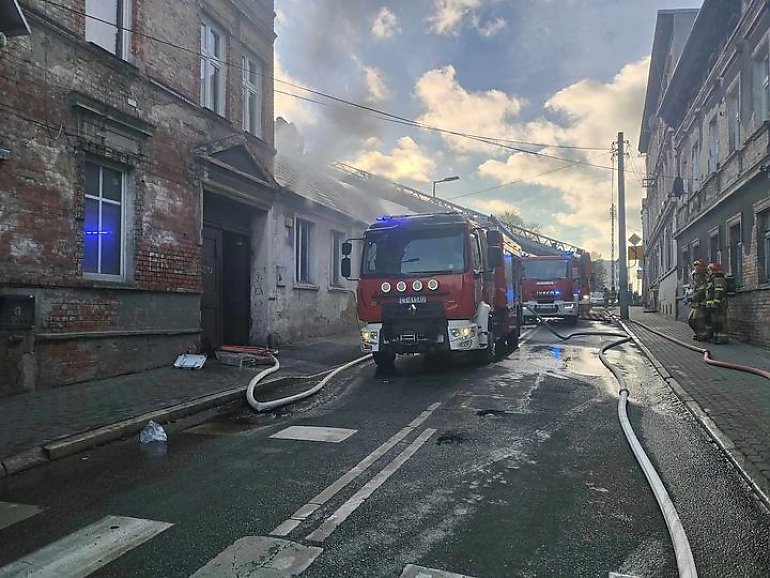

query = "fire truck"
521;252;592;326
341;212;524;368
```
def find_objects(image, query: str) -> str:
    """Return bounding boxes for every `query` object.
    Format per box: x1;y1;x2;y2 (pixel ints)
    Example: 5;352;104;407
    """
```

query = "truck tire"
372;352;395;368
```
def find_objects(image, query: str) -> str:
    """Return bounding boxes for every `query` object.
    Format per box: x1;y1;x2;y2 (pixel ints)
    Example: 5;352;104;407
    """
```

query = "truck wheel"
372;352;395;368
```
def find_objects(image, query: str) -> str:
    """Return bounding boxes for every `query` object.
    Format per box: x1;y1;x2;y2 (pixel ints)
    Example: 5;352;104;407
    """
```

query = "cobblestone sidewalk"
628;308;770;495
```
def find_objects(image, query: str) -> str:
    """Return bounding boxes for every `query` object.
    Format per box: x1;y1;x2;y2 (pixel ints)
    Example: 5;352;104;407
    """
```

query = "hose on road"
628;319;770;381
525;306;698;578
245;354;372;412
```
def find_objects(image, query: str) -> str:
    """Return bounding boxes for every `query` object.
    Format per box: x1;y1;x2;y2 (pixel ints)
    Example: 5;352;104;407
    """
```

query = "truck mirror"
487;246;503;269
486;230;503;245
342;241;353;256
341;257;351;278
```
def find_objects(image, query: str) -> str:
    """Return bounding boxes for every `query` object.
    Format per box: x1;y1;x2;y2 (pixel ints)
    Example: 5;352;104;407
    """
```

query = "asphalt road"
1;321;769;577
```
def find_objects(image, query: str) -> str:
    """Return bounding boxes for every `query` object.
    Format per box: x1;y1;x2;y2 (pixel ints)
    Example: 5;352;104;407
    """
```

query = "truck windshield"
524;259;569;279
362;229;466;277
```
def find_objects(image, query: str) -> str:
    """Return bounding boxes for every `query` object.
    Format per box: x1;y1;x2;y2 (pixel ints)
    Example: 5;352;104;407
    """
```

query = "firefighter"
706;262;729;344
688;260;710;341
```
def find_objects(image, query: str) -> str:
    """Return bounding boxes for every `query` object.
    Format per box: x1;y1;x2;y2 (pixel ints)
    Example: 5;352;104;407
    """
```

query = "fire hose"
525;305;698;578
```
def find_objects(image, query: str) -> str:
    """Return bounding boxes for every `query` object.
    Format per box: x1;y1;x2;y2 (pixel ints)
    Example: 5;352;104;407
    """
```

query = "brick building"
640;0;770;348
1;0;280;395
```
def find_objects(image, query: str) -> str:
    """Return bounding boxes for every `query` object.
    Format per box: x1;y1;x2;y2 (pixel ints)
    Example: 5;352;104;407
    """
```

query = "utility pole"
617;132;629;320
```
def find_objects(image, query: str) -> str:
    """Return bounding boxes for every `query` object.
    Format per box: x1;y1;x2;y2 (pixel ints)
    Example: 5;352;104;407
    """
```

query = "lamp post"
431;175;460;198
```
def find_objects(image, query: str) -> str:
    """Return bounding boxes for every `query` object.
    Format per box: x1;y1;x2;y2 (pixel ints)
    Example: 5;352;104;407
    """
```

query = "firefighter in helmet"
688;260;710;341
706;262;729;344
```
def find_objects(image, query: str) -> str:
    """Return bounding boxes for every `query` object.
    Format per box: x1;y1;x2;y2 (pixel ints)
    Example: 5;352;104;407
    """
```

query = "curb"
0;366;341;478
620;320;770;510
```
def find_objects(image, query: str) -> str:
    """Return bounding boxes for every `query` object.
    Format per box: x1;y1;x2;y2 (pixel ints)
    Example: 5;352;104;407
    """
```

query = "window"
728;217;742;284
681;246;690;282
85;0;131;59
691;141;700;192
83;162;125;278
471;232;482;271
709;228;721;264
330;231;345;287
761;211;770;282
295;219;314;284
754;50;770;122
361;229;466;277
242;55;263;137
200;21;226;115
727;79;741;152
707;117;718;174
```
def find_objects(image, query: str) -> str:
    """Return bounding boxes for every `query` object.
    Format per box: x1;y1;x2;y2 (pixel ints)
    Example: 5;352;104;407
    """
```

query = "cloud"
347;137;436;183
274;53;317;127
415;65;526;154
428;0;482;35
476;58;650;255
372;7;400;39
479;16;506;37
364;66;390;102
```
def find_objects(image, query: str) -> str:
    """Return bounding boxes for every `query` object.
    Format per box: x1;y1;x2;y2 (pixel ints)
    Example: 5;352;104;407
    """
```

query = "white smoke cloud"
372;7;401;39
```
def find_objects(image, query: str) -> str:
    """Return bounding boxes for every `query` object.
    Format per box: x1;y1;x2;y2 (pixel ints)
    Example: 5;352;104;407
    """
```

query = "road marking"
0;501;42;531
271;402;442;537
191;536;322;578
400;564;477;578
269;426;357;443
0;515;172;578
609;573;641;578
305;428;436;543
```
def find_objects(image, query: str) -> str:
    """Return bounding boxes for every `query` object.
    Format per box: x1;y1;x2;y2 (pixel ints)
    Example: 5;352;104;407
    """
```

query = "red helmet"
708;262;722;274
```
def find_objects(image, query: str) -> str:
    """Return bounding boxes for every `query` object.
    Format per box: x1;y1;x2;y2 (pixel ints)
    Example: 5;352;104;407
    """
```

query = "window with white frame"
330;231;345;287
295;219;314;284
707;117;718;174
727;79;741;152
727;216;742;284
709;228;721;264
242;54;263;137
691;141;700;191
200;21;226;115
83;161;125;278
85;0;131;59
753;45;770;123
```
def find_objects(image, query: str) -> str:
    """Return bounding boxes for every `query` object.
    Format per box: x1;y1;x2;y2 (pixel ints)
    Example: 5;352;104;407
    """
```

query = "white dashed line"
0;501;42;531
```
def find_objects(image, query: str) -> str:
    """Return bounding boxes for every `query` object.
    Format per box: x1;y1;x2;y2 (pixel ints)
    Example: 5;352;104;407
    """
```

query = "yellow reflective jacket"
706;274;727;308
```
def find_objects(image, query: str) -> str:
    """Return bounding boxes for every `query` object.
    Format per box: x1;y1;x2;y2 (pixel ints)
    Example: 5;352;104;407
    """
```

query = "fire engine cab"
521;252;592;326
341;212;524;368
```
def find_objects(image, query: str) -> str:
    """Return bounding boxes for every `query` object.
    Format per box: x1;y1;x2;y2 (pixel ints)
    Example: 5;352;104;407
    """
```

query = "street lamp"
431;175;460;198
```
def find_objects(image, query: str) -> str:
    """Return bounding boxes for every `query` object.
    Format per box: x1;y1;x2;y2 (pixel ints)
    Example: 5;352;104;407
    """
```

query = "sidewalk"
0;331;363;476
627;308;770;503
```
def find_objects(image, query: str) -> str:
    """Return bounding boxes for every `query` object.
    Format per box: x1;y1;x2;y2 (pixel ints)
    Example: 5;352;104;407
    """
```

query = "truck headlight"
451;326;476;338
361;330;378;342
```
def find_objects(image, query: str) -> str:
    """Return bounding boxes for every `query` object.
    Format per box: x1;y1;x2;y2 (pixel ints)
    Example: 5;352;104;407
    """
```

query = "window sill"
293;283;320;292
328;286;353;293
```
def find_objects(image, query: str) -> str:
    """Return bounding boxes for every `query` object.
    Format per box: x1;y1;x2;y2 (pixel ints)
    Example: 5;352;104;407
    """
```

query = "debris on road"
139;421;167;444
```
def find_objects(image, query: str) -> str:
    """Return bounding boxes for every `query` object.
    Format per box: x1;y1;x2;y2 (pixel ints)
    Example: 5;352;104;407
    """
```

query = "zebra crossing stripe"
0;501;42;531
190;536;322;577
0;515;172;578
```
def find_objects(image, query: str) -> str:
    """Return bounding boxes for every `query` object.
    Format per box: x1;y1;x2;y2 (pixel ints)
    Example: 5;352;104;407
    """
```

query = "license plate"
399;296;427;304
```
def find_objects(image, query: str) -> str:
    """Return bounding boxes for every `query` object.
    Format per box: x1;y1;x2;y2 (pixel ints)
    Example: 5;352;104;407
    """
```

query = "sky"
273;0;703;258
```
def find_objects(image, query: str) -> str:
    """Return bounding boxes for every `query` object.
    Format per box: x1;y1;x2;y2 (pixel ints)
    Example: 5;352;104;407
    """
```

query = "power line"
33;0;615;162
447;150;612;201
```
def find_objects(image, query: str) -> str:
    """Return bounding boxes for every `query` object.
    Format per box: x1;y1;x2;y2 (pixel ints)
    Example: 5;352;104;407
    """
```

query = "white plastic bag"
139;420;167;444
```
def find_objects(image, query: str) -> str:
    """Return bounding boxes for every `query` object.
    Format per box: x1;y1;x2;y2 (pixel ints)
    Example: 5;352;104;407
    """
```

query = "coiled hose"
525;306;698;578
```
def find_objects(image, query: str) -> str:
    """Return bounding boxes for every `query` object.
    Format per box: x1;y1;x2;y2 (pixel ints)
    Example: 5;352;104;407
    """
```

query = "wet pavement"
0;321;768;576
628;308;770;502
0;330;362;468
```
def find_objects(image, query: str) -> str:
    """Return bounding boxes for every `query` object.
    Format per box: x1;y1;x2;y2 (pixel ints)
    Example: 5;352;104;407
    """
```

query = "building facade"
641;0;770;348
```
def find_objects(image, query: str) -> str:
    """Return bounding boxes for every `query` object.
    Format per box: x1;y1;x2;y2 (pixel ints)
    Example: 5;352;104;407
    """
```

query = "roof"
638;8;699;152
274;155;415;225
365;212;469;232
658;0;742;128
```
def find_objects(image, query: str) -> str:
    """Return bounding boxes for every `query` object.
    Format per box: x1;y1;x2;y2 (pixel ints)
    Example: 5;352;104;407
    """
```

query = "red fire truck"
341;212;524;368
521;252;592;326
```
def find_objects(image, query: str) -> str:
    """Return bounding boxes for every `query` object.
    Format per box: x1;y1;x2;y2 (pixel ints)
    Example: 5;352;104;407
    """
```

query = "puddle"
436;430;472;445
